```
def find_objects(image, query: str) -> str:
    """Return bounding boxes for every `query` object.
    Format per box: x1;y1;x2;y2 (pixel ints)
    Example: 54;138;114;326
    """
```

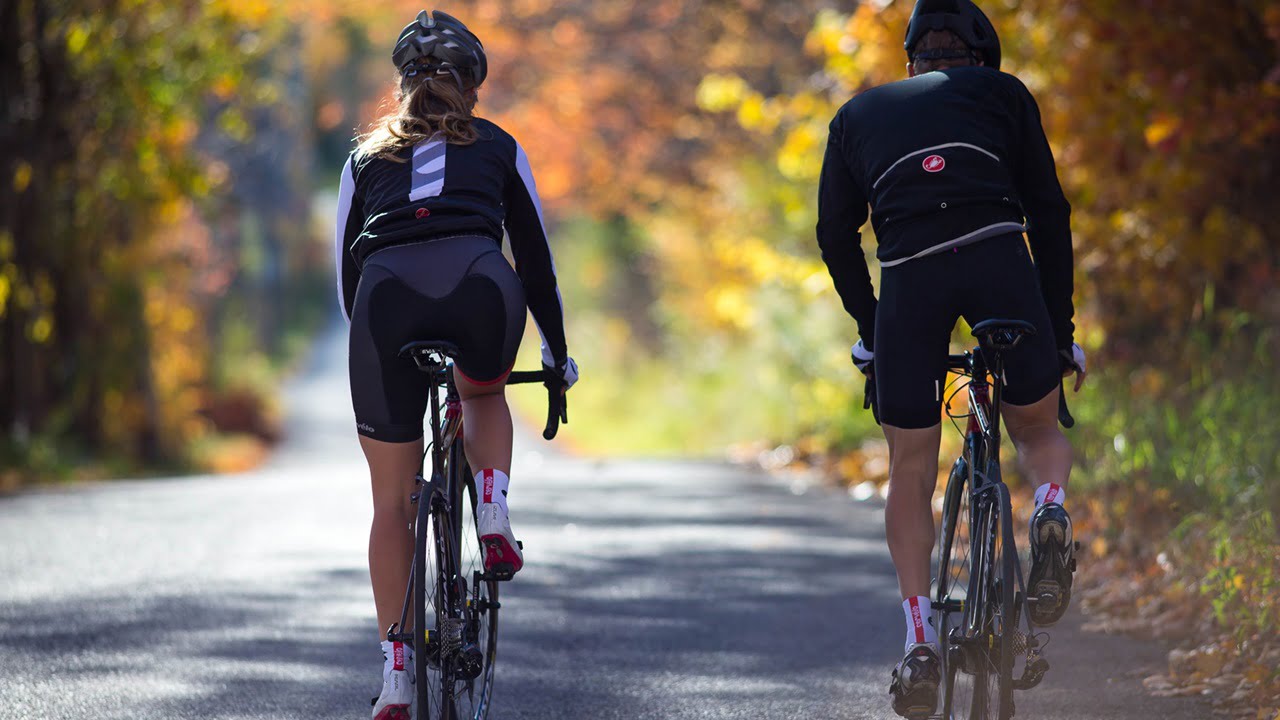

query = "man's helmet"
392;10;488;88
904;0;1001;71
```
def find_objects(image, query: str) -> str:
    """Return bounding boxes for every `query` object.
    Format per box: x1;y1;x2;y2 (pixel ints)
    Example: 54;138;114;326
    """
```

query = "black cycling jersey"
335;117;567;367
816;66;1075;352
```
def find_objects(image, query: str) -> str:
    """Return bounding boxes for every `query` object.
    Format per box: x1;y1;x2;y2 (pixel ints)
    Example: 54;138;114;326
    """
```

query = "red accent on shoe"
481;533;523;574
483;469;494;503
1044;483;1061;504
909;597;926;644
374;706;411;720
392;642;404;671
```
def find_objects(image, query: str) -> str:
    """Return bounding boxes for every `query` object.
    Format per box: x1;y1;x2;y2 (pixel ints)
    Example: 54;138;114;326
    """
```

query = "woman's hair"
356;73;479;160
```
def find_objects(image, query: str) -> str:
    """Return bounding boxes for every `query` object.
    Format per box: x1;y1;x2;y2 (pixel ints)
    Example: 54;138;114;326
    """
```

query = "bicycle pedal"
1013;655;1050;690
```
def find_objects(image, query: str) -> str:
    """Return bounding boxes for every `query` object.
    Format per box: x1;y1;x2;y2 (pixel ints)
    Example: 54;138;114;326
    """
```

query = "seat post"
427;376;445;480
988;350;1006;466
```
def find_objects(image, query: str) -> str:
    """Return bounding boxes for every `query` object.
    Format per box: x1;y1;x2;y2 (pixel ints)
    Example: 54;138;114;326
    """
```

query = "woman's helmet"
392;10;488;88
904;0;1001;71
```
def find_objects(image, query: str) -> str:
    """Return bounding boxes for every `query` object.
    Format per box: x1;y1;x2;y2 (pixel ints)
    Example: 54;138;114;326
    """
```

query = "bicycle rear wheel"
938;443;982;718
447;441;499;719
940;459;1015;719
414;478;448;719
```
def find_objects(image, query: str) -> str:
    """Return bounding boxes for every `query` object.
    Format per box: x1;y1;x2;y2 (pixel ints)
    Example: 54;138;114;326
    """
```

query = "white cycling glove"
1060;343;1087;392
1060;343;1086;374
850;339;874;376
545;356;579;390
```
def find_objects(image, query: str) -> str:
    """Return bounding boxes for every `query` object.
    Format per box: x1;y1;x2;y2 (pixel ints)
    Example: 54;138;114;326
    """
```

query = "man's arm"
816;115;878;348
1011;79;1075;351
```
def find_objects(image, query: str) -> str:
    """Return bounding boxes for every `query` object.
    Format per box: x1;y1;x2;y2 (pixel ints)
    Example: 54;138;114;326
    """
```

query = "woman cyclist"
334;10;578;718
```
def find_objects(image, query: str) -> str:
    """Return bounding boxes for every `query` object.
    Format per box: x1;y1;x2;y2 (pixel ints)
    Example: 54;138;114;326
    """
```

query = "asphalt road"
0;326;1209;719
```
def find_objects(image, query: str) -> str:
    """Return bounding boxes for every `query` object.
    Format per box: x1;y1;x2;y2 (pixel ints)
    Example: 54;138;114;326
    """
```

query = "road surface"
0;326;1206;719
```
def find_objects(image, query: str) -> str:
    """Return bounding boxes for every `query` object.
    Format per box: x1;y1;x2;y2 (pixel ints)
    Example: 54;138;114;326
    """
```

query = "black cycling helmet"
392;10;488;89
904;0;1001;71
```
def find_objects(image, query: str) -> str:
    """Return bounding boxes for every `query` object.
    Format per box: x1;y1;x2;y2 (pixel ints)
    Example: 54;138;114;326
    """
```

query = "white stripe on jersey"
335;156;357;322
514;142;565;368
410;139;447;200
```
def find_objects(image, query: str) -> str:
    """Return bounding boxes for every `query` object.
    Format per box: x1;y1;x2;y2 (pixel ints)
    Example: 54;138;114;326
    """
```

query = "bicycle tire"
414;476;447;719
939;438;988;719
990;478;1017;719
447;441;499;719
951;466;1016;720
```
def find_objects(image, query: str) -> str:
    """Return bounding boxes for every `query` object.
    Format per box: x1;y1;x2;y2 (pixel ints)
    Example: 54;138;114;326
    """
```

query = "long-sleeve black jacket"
335;117;567;366
816;66;1075;351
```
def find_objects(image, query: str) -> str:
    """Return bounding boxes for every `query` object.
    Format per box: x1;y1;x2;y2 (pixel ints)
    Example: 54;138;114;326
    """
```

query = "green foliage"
1069;326;1279;639
1;0;327;480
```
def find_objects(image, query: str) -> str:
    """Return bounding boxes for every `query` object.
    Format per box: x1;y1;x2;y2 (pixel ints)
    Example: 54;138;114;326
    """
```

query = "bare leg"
361;434;423;641
453;368;512;475
883;423;943;600
1002;386;1072;490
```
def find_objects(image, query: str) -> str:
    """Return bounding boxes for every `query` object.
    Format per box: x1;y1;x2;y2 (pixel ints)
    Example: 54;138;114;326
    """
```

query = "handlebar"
1057;380;1075;429
862;375;881;426
506;370;569;440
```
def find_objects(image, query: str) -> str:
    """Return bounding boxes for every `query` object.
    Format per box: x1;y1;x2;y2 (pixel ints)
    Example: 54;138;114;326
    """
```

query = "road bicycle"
385;340;565;720
863;319;1075;719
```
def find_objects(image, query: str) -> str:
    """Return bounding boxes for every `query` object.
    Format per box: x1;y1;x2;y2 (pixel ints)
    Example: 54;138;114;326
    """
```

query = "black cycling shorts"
348;235;526;442
873;233;1060;429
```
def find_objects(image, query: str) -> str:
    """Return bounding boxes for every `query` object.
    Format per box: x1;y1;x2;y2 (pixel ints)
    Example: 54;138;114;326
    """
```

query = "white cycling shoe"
477;502;523;580
371;642;414;720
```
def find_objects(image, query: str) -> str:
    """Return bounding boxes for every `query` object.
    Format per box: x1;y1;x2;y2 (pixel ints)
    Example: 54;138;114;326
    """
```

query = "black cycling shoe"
889;643;941;719
1028;502;1076;626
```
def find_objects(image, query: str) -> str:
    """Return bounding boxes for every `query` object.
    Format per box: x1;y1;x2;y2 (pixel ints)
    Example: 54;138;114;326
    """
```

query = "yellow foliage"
1144;114;1180;148
777;122;826;181
695;73;750;113
12;162;32;193
29;315;53;344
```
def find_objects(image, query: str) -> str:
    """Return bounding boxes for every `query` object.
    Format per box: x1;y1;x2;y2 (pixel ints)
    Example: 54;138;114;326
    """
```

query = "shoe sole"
481;534;523;580
373;705;410;720
893;686;938;720
1029;519;1073;626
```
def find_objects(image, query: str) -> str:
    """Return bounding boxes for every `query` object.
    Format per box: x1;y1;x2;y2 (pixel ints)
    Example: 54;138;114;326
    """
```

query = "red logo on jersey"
415;207;431;219
923;155;946;173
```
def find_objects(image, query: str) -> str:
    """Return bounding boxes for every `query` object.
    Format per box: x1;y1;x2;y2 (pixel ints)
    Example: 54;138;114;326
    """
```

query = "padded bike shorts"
873;233;1060;429
348;236;526;442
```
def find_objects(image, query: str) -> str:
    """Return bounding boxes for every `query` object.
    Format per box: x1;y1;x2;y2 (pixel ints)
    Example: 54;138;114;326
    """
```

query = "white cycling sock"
902;596;938;652
1034;482;1066;508
477;468;510;514
380;640;413;678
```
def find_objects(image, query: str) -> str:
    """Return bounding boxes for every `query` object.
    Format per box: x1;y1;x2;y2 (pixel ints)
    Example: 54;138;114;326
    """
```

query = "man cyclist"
814;1;1087;717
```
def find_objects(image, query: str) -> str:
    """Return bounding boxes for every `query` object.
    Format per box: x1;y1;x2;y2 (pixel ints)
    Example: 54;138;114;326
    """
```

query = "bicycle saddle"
971;318;1036;352
398;340;460;363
